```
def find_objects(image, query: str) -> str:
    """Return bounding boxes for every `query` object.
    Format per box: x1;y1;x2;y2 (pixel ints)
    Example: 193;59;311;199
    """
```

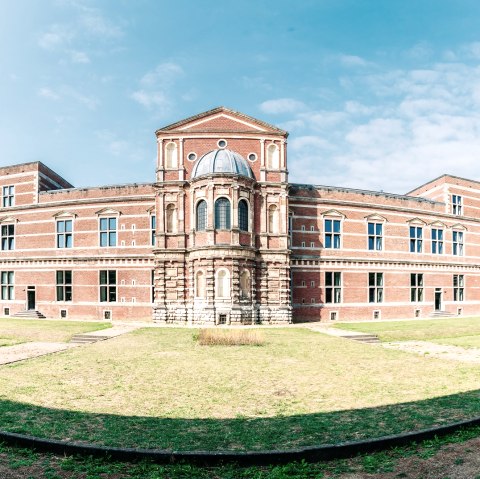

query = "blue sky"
2;1;480;193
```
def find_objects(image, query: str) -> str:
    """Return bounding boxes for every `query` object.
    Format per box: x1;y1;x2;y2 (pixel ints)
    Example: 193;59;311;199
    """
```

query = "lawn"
0;318;111;347
0;327;479;451
333;317;480;342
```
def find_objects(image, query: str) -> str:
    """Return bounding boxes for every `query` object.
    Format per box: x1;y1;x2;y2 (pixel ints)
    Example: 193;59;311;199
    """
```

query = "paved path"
0;324;142;366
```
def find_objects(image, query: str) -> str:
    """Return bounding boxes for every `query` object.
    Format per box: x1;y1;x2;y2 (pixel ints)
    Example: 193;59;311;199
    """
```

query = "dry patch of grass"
195;328;264;346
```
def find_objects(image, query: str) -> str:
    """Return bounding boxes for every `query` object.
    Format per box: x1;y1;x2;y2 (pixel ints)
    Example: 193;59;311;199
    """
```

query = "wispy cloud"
38;86;98;109
131;63;184;112
259;98;306;114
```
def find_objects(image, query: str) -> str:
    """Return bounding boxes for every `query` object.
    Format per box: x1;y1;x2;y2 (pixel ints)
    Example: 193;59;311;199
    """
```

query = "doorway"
27;286;36;310
434;288;442;311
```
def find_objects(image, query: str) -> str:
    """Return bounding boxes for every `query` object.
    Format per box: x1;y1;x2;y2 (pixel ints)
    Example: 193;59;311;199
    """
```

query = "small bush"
196;328;264;346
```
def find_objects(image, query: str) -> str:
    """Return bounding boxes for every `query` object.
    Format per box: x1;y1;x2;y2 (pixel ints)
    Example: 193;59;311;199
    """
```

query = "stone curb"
1;416;480;466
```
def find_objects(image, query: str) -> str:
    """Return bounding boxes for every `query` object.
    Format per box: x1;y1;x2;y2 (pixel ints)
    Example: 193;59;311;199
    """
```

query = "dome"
191;149;254;180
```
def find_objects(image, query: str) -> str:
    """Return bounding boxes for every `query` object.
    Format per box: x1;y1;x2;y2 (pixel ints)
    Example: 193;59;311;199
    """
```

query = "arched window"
165;204;176;233
240;269;250;299
196;200;207;231
165;142;177;168
268;204;278;233
238;199;249;232
216;269;230;298
195;270;206;298
215;198;231;230
266;143;279;169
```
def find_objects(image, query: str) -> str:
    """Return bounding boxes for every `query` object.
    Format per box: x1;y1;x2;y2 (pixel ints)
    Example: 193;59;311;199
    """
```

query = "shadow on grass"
0;389;480;453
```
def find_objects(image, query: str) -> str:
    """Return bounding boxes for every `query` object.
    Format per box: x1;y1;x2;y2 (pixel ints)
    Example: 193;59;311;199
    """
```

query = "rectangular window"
453;231;464;256
56;270;72;301
325;271;341;303
56;220;73;248
409;226;422;253
453;274;464;301
368;222;383;251
410;273;424;302
452;195;462;215
2;186;14;207
431;228;443;254
0;271;14;300
100;270;116;302
325;219;341;249
99;217;117;247
1;224;14;250
368;272;384;303
151;215;156;246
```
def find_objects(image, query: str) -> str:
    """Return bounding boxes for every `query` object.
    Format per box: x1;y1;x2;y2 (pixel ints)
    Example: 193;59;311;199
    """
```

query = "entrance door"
27;287;36;310
434;288;442;311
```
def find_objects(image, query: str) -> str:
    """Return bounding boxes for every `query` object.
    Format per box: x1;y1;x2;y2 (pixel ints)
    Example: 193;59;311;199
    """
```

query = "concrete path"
0;324;142;366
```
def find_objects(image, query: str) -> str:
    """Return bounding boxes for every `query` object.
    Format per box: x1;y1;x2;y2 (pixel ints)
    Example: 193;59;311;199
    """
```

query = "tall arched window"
266;143;279;169
165;204;176;233
215;198;231;230
195;270;206;298
238;199;249;232
165;142;177;168
240;269;250;299
196;200;207;231
268;204;278;233
216;269;230;298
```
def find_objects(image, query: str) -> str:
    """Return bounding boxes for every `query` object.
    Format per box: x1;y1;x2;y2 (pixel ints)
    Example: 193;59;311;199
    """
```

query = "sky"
2;0;480;194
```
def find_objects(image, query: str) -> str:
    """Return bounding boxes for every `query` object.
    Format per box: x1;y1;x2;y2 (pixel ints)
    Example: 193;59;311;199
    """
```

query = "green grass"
0;327;479;451
333;317;480;342
0;318;111;346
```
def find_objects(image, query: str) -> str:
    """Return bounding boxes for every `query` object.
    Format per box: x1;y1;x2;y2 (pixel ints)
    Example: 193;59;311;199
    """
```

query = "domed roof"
191;149;254;180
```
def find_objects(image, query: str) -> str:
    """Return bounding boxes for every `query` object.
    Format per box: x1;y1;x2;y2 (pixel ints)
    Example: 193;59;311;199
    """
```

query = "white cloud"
38;25;72;50
38;87;60;100
70;50;90;63
339;54;371;68
131;90;170;109
140;63;184;88
259;98;306;114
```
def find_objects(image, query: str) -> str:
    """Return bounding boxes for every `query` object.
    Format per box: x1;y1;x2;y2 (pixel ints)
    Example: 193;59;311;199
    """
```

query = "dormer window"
452;195;462;215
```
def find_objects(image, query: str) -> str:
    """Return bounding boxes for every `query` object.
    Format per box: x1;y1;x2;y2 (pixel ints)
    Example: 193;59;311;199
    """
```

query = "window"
325;219;341;249
56;271;72;301
195;270;206;298
301;225;306;231
216;269;230;298
56;220;72;248
409;226;422;253
368;272;384;303
266;143;279;169
310;226;315;231
268;205;278;233
368;222;382;251
165;142;177;168
325;272;341;303
165;204;176;233
2;186;14;207
215;198;231;230
240;270;250;299
310;242;315;248
453;274;464;301
410;273;424;302
431;228;443;254
100;217;117;247
301;241;306;247
1;271;13;300
310;281;315;287
196;200;207;231
100;270;116;302
238;199;249;232
452;195;462;215
1;224;14;250
453;230;464;256
151;215;156;246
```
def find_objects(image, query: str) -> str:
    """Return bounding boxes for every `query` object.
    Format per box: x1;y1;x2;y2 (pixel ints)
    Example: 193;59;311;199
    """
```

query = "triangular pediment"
0;216;16;223
95;208;121;216
407;217;427;226
429;220;446;228
156;107;287;136
321;209;346;219
451;223;467;231
53;211;77;218
365;214;387;222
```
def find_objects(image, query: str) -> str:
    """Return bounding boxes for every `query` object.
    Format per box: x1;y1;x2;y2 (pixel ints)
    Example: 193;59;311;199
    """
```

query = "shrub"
195;328;264;346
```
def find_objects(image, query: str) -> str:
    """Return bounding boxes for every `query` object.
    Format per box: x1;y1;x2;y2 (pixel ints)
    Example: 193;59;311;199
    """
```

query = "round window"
217;139;227;148
248;153;257;162
187;152;197;162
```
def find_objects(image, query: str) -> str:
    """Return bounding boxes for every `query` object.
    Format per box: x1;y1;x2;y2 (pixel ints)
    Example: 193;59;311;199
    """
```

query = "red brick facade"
1;108;479;323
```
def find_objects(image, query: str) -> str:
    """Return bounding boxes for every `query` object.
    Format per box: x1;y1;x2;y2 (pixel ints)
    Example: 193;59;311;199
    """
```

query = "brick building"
1;107;479;323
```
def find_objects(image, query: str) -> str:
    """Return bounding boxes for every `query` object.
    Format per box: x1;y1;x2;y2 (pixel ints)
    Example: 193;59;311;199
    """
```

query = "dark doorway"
27;287;36;310
434;288;442;311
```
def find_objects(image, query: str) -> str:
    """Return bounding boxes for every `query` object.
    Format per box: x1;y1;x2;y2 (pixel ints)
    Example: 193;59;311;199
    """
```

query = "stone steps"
69;334;111;344
429;310;456;318
11;310;46;319
343;334;381;344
